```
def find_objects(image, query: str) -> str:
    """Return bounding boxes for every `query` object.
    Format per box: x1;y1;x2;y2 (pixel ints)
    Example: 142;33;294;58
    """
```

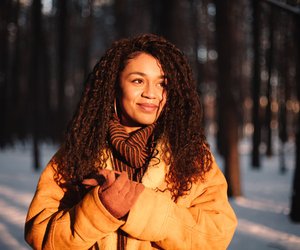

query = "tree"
114;0;152;38
0;0;11;147
215;0;243;197
81;0;94;79
265;7;275;157
290;14;300;222
28;0;43;170
251;0;262;168
56;0;68;139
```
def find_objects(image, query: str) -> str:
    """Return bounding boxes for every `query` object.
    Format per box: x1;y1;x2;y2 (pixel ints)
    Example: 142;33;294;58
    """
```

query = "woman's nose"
141;83;156;99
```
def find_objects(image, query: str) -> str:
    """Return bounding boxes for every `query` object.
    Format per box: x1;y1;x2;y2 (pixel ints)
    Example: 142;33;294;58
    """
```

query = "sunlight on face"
118;53;167;133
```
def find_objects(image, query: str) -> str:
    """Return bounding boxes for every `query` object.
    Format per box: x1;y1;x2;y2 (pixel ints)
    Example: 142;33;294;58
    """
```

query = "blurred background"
0;0;300;249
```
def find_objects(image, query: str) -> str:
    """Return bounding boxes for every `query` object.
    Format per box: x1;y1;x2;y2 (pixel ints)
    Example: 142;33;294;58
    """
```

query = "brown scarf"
108;115;156;249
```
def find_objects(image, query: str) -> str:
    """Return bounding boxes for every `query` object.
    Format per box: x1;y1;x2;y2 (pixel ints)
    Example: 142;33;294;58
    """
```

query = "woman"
25;34;237;249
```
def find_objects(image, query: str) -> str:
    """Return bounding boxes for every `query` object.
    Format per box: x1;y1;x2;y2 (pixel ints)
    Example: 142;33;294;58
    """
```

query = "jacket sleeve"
24;162;124;250
121;160;237;250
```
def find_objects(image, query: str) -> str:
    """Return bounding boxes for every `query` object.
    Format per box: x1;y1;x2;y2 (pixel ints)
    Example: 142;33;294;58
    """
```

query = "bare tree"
28;0;43;170
215;0;242;197
251;0;262;168
8;0;21;138
114;0;152;38
0;0;11;147
56;0;68;139
265;7;275;157
290;14;300;222
81;0;94;79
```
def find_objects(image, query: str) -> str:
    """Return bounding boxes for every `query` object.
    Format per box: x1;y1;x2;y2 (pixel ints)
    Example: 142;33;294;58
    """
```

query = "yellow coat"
25;147;237;250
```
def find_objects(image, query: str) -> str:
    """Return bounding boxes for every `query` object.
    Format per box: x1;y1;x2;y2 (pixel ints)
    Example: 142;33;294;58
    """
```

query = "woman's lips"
137;103;158;112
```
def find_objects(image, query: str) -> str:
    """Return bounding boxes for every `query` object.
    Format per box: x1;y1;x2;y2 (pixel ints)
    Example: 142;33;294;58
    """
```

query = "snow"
0;137;299;250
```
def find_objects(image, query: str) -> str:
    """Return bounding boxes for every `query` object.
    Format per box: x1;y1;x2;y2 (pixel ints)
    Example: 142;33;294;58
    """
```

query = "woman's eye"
132;79;143;84
158;81;166;88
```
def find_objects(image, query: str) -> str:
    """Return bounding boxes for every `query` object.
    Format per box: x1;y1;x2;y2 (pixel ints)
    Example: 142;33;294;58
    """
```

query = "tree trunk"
290;15;300;223
251;0;262;168
188;0;206;123
278;14;290;174
114;0;129;38
114;0;152;38
151;0;172;38
0;0;11;147
56;0;68;140
9;0;21;138
151;0;193;52
265;8;274;157
29;0;42;170
215;0;242;197
82;0;94;80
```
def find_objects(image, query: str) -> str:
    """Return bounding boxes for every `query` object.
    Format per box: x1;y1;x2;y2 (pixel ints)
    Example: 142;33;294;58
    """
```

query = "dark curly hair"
53;33;212;201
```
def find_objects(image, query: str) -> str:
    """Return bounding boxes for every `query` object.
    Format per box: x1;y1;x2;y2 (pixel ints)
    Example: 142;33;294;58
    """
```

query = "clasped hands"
82;170;144;219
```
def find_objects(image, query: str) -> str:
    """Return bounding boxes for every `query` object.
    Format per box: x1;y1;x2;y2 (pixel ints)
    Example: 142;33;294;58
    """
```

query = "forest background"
0;0;299;227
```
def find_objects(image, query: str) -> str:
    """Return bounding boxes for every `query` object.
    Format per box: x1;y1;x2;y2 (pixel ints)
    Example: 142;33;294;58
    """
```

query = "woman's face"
118;52;167;133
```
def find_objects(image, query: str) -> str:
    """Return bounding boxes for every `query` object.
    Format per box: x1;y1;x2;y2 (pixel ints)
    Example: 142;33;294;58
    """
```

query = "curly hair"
53;33;212;201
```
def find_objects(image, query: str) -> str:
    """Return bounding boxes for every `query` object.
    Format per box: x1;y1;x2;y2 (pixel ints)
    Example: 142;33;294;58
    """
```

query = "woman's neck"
123;125;142;134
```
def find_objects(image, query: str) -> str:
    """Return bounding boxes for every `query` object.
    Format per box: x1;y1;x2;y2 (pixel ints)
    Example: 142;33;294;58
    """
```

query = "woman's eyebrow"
127;72;146;77
127;72;166;79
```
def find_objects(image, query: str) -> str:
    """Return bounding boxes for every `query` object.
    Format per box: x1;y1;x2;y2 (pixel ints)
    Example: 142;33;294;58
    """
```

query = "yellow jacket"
25;148;237;250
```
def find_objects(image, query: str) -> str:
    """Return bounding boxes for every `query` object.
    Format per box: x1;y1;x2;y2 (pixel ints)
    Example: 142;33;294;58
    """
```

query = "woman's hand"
99;172;145;219
82;170;145;219
82;169;117;190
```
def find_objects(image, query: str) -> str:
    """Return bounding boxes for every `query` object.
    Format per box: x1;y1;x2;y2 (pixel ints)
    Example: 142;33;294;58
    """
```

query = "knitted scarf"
108;115;156;249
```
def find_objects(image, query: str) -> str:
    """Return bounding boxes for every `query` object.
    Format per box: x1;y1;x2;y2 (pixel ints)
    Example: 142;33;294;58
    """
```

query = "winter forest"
0;0;300;249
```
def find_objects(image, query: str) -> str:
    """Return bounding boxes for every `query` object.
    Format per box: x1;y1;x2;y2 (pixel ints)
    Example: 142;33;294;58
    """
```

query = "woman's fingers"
109;172;129;191
82;170;129;192
82;178;99;187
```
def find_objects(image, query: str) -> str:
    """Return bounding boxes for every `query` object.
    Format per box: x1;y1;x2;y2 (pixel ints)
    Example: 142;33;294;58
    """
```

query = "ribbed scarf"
108;115;156;249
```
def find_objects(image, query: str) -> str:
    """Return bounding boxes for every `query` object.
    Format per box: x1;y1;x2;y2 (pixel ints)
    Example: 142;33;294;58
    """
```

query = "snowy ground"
0;137;299;250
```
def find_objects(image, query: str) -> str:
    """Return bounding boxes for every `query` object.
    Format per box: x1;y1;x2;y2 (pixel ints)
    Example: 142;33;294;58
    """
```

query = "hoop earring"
114;98;119;117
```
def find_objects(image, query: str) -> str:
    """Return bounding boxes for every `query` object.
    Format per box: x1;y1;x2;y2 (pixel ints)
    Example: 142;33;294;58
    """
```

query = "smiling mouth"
138;103;158;112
